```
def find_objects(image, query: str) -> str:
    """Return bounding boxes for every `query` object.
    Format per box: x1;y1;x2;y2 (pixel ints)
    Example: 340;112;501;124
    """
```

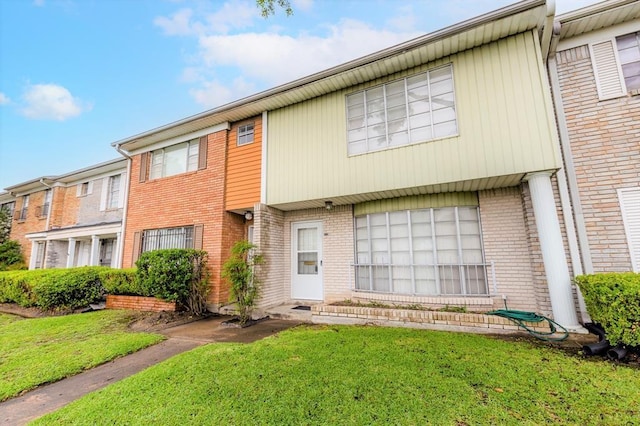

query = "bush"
222;241;264;325
99;268;140;296
575;272;640;346
135;249;209;313
0;267;108;312
0;240;26;271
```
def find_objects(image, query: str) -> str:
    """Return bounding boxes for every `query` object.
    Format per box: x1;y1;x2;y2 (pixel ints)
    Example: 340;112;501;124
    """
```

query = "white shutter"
590;40;626;100
99;177;108;211
117;173;126;208
619;188;640;272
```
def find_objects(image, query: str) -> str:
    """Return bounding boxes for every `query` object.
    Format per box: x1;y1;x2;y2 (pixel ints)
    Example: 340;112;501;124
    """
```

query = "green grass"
0;311;164;402
36;325;639;425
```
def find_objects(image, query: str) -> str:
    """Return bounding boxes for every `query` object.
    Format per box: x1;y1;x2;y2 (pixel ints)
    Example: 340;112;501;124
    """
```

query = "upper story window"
37;190;52;218
150;139;199;180
237;122;255;146
1;201;15;217
616;31;640;92
78;182;90;197
16;195;29;221
346;64;457;156
106;175;121;210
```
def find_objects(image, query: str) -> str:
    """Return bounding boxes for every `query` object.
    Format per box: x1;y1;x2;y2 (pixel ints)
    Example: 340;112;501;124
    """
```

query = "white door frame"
291;221;323;301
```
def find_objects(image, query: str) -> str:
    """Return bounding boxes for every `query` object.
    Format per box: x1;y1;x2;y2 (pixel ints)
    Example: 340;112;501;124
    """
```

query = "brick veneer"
106;295;177;312
556;45;640;272
122;129;246;309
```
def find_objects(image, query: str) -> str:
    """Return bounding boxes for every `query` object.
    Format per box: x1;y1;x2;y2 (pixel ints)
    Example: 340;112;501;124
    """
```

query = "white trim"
618;187;640;272
260;111;268;204
557;20;640;52
117;173;126;209
99;177;108;211
125;122;230;156
589;39;627;100
291;221;324;301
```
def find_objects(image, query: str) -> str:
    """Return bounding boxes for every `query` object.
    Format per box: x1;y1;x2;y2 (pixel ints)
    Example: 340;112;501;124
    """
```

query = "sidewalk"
0;315;301;426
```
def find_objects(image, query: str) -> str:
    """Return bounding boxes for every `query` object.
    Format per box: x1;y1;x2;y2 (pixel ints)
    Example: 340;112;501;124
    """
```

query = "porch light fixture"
244;211;253;221
325;201;334;211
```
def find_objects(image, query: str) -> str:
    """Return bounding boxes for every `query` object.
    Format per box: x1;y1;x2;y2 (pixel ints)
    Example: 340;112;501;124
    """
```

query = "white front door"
291;221;323;300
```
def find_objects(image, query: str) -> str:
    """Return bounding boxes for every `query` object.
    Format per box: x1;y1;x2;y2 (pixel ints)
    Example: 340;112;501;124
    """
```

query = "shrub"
99;268;140;296
222;241;264;325
0;240;26;271
575;272;640;346
135;249;209;314
0;267;107;312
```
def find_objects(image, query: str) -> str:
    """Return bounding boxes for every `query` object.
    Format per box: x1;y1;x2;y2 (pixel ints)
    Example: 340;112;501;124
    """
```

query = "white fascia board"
558;20;640;51
122;122;230;156
34;223;123;240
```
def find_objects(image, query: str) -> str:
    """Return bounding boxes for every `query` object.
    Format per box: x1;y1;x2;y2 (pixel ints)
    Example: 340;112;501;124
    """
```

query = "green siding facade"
266;31;559;206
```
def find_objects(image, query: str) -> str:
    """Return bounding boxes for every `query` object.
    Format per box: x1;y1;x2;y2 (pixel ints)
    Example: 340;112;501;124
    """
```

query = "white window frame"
353;206;487;296
237;122;255;146
149;139;199;180
590;30;640;100
346;64;458;156
77;181;93;197
39;189;52;218
106;174;121;210
618;187;640;272
616;31;640;93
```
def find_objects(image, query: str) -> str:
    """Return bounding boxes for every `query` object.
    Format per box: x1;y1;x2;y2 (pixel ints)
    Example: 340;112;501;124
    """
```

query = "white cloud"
20;84;90;120
292;0;314;12
154;8;197;36
198;19;420;87
189;77;256;108
204;1;258;34
33;0;45;6
0;93;10;105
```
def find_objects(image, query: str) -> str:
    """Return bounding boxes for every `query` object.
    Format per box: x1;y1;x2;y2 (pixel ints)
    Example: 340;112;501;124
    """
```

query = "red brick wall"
556;45;640;272
122;129;246;308
106;295;177;312
10;190;49;265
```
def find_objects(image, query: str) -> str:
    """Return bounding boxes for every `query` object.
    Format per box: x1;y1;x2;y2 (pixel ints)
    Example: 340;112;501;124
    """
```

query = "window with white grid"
149;139;199;179
354;207;487;296
346;64;457;155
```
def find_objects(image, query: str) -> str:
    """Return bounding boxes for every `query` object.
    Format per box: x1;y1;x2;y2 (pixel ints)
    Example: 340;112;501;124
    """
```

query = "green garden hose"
487;307;569;342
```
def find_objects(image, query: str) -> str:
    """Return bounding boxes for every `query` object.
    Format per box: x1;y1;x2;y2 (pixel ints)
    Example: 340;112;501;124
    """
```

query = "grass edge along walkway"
37;324;639;425
0;310;164;402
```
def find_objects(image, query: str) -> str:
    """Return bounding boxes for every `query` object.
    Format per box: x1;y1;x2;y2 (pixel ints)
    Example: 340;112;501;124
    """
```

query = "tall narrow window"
346;64;457;155
17;195;29;221
38;190;52;218
34;241;46;269
237;122;255;146
106;174;121;209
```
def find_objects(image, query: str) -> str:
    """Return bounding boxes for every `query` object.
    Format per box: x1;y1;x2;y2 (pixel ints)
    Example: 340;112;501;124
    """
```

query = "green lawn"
0;310;164;402
36;325;639;425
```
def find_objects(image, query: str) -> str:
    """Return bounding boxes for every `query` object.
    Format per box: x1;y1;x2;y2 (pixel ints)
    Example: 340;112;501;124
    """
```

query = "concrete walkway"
0;315;302;426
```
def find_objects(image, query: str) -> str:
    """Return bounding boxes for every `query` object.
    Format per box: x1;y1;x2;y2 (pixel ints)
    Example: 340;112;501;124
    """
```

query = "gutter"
546;21;593;323
539;0;556;59
113;144;132;268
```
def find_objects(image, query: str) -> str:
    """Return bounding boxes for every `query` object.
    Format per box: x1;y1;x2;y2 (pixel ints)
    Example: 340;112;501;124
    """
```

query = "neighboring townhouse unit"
114;116;263;310
4;159;127;269
550;1;640;278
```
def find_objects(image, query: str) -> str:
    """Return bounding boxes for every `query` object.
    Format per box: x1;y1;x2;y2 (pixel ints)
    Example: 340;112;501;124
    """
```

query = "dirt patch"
0;302;212;332
126;310;214;332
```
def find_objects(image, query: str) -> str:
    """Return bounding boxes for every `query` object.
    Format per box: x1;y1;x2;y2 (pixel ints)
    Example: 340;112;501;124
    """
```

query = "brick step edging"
106;295;178;312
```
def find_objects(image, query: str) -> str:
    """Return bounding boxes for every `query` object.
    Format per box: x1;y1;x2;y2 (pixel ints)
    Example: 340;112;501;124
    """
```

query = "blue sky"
0;0;600;190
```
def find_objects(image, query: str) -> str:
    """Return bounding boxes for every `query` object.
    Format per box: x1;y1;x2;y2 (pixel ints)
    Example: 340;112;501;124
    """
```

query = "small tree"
222;240;264;325
0;240;26;271
0;207;11;244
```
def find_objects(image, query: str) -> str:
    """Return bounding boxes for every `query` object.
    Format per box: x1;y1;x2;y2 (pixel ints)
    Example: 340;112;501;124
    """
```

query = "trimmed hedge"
0;267;108;311
135;249;208;313
0;249;209;313
575;272;640;346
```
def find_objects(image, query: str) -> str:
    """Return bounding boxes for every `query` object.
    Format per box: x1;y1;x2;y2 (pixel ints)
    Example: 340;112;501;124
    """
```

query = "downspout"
539;0;556;60
114;144;132;268
547;21;593;323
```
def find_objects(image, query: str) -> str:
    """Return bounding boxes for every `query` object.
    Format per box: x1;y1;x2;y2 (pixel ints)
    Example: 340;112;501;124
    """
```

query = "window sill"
351;290;494;306
347;133;460;158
